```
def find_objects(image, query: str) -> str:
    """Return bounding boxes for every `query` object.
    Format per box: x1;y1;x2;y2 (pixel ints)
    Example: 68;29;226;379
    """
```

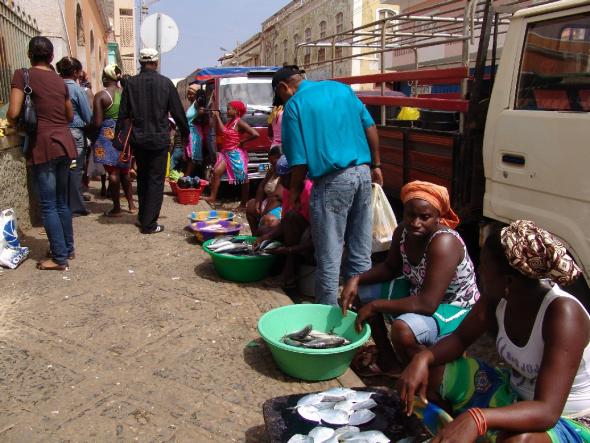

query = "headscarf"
275;155;291;176
501;220;581;286
228;100;247;118
103;64;120;81
400;180;460;229
188;83;199;94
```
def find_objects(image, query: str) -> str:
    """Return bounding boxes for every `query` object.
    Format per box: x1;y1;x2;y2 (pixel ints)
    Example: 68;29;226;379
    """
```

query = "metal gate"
0;0;39;108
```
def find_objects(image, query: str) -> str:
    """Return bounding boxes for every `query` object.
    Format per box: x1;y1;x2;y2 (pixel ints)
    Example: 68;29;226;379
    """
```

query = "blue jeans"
33;156;74;265
68;128;87;214
310;164;372;305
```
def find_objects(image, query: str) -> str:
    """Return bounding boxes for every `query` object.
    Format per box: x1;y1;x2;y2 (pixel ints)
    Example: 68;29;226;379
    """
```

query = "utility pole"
139;0;159;28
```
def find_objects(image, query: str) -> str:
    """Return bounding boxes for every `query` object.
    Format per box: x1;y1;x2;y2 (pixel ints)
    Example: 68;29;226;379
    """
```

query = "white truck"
325;0;590;298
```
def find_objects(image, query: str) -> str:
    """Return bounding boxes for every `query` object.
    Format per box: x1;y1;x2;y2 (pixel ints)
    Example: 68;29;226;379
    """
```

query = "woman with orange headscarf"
340;180;479;378
204;100;259;208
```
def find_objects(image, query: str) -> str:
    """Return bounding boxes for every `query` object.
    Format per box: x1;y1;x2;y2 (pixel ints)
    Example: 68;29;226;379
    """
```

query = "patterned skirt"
93;118;131;170
215;148;248;185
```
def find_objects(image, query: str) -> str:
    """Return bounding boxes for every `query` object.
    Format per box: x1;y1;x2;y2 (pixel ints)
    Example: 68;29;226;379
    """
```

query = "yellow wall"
65;0;110;92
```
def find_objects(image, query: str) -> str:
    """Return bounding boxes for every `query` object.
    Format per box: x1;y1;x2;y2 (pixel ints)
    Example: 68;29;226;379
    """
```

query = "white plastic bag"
371;184;397;253
0;208;30;269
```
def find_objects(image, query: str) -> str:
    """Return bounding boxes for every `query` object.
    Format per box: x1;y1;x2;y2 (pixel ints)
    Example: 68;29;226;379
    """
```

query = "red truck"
178;66;280;181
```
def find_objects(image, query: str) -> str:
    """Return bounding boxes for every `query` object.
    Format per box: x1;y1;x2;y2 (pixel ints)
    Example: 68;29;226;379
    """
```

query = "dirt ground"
0;182;359;442
0;181;503;442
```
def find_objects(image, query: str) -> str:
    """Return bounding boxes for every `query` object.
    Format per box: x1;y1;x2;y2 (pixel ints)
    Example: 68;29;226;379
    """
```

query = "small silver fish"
319;408;349;425
285;324;313;341
296;393;324;407
304;336;350;349
287;435;313;443
350;391;374;403
334;400;355;412
209;235;233;246
207;241;231;250
297;405;321;423
217;244;250;254
322;387;357;402
308;426;335;441
333;426;361;439
348;409;376;426
350;399;377;410
282;337;304;347
354;430;390;443
262;240;282;250
315;401;337;410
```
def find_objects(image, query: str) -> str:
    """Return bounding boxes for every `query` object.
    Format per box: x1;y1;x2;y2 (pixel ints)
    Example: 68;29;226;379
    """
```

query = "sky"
138;0;291;79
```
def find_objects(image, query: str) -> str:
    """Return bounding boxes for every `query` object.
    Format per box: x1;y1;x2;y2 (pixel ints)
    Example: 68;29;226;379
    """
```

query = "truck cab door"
483;6;590;279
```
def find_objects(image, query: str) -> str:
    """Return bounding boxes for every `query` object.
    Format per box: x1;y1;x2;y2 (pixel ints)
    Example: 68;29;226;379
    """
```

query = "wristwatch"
371;163;382;169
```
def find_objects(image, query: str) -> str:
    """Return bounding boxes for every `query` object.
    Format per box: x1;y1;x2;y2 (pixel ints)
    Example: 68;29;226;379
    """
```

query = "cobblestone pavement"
0;183;361;442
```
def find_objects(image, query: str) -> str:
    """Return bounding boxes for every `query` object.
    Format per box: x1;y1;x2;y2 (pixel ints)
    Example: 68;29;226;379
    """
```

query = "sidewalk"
0;183;363;442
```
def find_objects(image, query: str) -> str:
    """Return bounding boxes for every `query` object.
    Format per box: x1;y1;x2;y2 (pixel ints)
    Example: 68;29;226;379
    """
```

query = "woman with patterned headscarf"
91;64;136;217
341;180;480;377
398;220;590;443
204;100;259;209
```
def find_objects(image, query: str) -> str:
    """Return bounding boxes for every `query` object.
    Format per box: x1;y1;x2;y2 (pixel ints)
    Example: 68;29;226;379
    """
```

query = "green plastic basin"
203;236;277;283
257;304;371;381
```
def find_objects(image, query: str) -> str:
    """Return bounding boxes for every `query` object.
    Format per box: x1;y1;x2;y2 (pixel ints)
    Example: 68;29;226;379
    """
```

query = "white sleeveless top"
496;285;590;418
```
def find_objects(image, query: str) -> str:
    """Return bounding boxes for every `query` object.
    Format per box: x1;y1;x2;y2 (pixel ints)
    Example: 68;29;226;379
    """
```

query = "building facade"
220;33;263;67
253;0;399;82
112;0;136;75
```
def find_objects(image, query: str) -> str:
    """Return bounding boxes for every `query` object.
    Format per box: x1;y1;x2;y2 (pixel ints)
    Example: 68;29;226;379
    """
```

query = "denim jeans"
68;128;87;214
310;164;372;305
33;156;74;265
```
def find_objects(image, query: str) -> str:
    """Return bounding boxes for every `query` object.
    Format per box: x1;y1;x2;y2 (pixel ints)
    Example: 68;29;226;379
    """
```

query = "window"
76;4;85;46
516;13;590;111
336;12;344;59
283;39;288;65
274;44;278;66
119;8;133;16
318;20;327;63
304;27;311;65
293;33;300;64
90;30;94;54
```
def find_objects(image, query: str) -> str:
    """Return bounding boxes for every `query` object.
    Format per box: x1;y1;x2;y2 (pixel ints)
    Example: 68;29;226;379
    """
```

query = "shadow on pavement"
244;424;270;443
242;338;294;383
19;233;49;261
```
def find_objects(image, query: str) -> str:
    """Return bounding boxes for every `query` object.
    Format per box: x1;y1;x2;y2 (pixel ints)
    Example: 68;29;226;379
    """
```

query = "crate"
176;186;203;205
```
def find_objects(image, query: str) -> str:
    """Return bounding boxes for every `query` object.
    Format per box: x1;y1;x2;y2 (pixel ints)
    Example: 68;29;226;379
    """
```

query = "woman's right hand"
397;351;431;416
340;277;360;316
211;110;220;119
255;200;263;216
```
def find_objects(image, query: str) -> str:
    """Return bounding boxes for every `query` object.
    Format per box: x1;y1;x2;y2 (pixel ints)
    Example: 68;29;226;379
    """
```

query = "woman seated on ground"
254;155;314;289
204;100;259;209
246;145;283;236
341;180;479;377
398;220;590;443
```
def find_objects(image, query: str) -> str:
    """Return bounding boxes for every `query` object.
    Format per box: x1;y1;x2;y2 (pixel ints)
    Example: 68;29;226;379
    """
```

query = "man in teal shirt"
273;66;383;305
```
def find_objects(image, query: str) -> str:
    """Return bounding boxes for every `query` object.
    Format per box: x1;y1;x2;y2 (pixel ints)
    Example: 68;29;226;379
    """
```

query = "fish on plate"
348;409;376;426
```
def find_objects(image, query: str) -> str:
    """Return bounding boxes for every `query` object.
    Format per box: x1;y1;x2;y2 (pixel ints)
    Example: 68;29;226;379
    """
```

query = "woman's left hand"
432;412;479;443
355;303;376;332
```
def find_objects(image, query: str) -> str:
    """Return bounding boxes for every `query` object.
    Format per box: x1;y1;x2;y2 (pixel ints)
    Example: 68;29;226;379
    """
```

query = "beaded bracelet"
467;407;488;436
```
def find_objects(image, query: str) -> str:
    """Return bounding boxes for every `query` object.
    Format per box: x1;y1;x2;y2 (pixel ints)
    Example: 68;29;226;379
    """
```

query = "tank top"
271;111;283;146
264;175;280;196
222;118;241;151
496;285;590;417
104;89;121;120
400;228;480;308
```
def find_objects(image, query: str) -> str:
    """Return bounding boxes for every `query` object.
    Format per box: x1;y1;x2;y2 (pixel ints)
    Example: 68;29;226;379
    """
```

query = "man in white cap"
116;48;189;234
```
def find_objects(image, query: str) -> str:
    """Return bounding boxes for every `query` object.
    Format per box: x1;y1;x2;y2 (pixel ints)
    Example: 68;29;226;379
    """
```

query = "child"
204;100;259;209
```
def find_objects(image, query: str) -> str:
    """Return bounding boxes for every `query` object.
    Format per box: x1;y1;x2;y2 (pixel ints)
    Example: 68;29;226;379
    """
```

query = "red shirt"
282;179;313;222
